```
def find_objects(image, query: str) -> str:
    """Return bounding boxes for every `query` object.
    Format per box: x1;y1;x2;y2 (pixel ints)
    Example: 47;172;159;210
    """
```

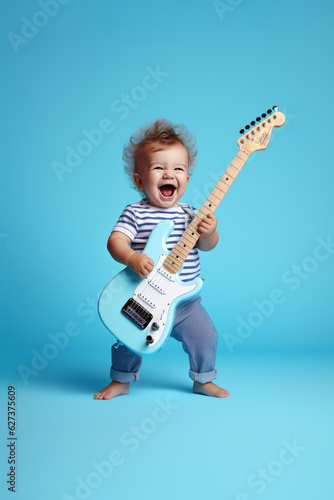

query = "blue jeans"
110;296;218;384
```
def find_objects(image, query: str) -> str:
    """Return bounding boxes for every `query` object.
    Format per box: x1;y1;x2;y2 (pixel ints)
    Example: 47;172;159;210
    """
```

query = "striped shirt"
112;200;201;282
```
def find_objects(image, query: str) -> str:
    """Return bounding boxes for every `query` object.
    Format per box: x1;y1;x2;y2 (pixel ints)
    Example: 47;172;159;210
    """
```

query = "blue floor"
1;346;333;500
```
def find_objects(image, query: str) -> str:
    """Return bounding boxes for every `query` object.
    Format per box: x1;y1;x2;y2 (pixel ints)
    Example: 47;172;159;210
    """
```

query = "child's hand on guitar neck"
128;252;154;278
197;213;219;252
197;213;217;238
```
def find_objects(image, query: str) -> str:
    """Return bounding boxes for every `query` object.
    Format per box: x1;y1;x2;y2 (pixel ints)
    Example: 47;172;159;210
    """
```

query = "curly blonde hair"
122;119;198;191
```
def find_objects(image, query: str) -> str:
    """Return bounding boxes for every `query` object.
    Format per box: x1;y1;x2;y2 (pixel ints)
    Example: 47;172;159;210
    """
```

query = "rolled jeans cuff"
110;366;139;383
189;368;217;384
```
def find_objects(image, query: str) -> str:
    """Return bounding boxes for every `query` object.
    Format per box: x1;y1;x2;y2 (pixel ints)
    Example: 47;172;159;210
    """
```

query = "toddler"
94;119;230;400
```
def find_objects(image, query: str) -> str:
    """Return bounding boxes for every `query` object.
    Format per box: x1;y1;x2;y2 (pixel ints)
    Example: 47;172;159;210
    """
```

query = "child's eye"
175;167;185;171
153;166;163;170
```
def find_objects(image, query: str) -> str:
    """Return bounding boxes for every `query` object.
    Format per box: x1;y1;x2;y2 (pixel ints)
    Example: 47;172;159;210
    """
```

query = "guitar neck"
163;148;250;274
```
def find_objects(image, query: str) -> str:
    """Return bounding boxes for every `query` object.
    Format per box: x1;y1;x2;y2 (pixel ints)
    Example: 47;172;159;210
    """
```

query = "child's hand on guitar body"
128;252;154;278
107;231;154;277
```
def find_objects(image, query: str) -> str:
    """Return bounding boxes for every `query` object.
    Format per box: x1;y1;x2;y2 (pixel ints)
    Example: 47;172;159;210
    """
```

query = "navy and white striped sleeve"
112;205;138;241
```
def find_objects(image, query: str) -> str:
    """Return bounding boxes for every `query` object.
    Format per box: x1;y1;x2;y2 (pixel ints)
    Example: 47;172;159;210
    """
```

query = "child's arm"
107;231;154;278
197;213;219;251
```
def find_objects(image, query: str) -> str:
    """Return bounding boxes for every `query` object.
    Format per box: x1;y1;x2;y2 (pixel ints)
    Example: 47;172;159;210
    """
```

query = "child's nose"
163;170;174;178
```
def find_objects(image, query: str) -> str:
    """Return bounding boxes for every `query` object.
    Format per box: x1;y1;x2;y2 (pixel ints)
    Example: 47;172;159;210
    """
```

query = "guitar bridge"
122;298;153;330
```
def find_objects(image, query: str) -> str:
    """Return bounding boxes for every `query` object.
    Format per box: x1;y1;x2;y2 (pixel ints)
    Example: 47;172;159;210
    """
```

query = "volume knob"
146;335;154;345
152;322;160;331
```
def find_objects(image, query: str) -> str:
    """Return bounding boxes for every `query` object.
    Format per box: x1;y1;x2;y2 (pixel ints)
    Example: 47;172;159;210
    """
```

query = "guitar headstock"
237;106;285;154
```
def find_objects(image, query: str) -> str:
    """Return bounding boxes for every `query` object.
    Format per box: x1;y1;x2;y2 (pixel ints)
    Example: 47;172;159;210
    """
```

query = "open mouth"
159;185;176;198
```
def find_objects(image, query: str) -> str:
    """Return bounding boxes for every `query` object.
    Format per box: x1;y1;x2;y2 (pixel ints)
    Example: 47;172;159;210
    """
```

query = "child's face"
133;142;190;208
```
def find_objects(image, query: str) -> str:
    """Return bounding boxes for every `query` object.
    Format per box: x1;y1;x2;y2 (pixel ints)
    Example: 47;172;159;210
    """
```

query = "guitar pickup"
157;267;175;282
122;298;153;330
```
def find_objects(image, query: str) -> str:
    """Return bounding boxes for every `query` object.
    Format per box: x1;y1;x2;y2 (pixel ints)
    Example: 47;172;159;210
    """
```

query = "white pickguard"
132;253;200;347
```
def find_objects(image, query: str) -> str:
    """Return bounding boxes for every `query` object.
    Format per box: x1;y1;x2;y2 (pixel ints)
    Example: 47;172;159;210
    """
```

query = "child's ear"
133;172;144;191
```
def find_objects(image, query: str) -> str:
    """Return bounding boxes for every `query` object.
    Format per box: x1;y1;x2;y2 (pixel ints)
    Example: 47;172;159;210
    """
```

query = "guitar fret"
178;244;191;253
205;199;217;208
188;223;201;235
166;257;179;268
174;247;188;259
197;207;212;218
234;156;245;165
210;190;221;198
215;185;226;195
164;258;179;272
220;174;230;187
174;245;188;258
169;249;181;260
226;165;239;178
224;172;235;180
176;239;189;249
165;253;178;263
183;231;197;242
237;152;248;162
182;234;197;245
211;190;223;202
221;179;231;189
163;263;176;273
203;201;216;211
197;209;206;217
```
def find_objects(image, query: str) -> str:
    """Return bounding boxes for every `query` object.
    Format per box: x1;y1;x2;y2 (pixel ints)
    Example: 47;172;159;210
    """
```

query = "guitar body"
98;220;204;356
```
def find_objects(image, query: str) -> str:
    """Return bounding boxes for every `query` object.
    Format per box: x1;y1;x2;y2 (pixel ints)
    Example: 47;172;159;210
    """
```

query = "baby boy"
94;119;230;400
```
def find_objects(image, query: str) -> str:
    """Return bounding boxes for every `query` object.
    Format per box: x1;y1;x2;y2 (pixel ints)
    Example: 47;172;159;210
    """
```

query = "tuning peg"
272;105;278;111
261;113;266;118
239;129;245;134
267;109;272;114
251;121;255;126
256;117;261;122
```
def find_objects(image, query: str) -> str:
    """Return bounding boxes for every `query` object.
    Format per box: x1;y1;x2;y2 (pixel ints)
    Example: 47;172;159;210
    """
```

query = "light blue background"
1;1;333;499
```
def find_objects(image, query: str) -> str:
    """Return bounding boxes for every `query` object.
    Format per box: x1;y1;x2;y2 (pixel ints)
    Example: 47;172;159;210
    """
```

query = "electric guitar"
98;107;285;355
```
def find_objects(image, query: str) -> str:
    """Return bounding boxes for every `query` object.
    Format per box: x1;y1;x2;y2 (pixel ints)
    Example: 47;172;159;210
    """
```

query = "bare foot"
94;381;129;400
192;381;230;398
